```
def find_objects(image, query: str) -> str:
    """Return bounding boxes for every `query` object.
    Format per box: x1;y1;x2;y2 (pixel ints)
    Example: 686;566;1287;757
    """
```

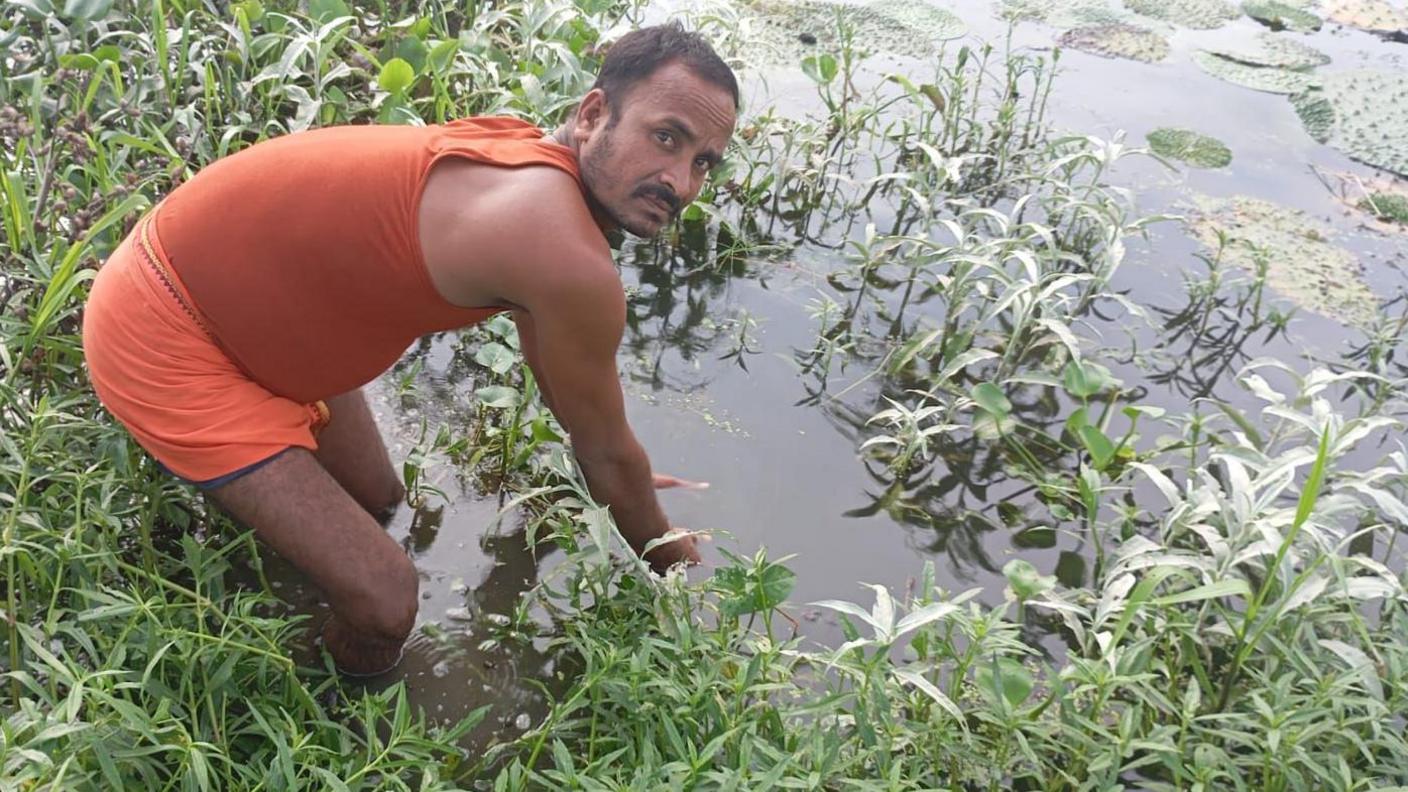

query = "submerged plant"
1147;126;1233;168
1358;191;1408;224
1057;22;1171;63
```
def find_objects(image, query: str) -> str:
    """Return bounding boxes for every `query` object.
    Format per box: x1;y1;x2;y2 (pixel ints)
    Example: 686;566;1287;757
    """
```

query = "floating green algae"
1058;22;1170;61
1124;0;1240;29
1192;50;1320;94
1204;31;1329;69
1146;128;1233;168
1188;195;1378;328
745;0;966;63
1307;70;1408;177
1243;0;1323;31
1358;193;1408;224
1323;0;1408;32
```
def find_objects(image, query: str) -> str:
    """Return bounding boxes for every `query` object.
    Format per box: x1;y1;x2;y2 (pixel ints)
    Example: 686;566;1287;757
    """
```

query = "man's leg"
208;448;417;675
314;388;406;520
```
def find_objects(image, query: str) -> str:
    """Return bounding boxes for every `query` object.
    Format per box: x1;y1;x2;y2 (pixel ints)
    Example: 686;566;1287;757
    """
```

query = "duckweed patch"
1189;195;1378;327
1147;127;1233;167
1206;31;1330;69
1124;0;1241;28
1192;50;1320;94
1243;0;1323;30
1058;22;1171;62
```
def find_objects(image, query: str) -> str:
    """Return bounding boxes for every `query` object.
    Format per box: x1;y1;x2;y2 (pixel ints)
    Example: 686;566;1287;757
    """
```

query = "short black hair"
591;22;739;112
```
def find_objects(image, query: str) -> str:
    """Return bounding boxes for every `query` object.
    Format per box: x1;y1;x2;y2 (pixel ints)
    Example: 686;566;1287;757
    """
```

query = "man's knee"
344;551;418;641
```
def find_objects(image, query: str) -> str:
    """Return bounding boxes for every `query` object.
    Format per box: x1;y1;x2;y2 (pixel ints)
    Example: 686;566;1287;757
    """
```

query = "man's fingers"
652;473;710;490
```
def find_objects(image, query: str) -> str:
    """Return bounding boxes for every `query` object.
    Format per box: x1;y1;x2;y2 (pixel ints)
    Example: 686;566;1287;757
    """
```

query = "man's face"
575;61;737;238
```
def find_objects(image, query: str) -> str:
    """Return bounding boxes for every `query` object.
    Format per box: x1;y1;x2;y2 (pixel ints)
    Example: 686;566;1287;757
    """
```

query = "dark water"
266;0;1408;746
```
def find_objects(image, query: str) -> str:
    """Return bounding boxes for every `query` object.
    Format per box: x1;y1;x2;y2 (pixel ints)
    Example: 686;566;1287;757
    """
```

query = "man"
82;23;739;675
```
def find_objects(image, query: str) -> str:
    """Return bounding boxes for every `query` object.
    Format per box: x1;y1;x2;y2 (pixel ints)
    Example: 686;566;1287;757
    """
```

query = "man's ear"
574;88;610;141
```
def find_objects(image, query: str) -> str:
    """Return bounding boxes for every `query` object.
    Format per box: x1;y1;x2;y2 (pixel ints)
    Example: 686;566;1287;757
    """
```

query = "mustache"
632;184;681;215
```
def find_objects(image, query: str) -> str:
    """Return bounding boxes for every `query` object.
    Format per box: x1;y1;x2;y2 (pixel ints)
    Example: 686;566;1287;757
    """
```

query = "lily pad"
1204;32;1329;69
1306;69;1408;177
1323;0;1408;32
1243;0;1323;31
1192;50;1319;94
1124;0;1241;29
1188;195;1378;328
1000;0;1129;25
1291;90;1335;142
1147;127;1233;168
1058;22;1170;62
746;0;966;63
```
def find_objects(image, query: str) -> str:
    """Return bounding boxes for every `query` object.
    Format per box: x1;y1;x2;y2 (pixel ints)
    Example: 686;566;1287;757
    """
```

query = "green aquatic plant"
1057;22;1171;62
1323;0;1408;32
1125;0;1241;28
1304;69;1408;177
1192;50;1320;94
1358;192;1408;223
1243;0;1323;30
1146;127;1233;168
1187;195;1378;327
741;0;965;64
1291;90;1336;142
1204;31;1329;69
1000;0;1127;26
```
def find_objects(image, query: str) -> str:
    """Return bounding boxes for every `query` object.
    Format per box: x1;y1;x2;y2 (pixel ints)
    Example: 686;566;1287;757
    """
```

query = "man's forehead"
626;64;736;136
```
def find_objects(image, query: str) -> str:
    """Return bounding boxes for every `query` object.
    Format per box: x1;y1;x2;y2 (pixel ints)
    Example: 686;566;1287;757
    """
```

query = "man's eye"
655;131;674;146
695;158;713;171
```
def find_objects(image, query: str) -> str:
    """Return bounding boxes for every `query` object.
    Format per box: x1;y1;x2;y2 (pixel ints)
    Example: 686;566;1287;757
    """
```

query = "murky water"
264;0;1408;750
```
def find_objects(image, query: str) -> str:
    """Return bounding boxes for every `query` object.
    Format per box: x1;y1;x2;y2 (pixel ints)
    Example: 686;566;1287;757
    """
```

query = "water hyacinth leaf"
1056;550;1087;587
1058;22;1170;62
1079;425;1117;470
1013;524;1057;548
1192;51;1319;94
971;382;1012;417
475;385;521;409
1062;358;1115;398
976;657;1034;708
1313;69;1408;176
1243;0;1322;31
1125;0;1241;28
1204;32;1329;70
1187;195;1376;327
307;0;351;23
474;342;517;375
1004;558;1056;600
377;57;416;93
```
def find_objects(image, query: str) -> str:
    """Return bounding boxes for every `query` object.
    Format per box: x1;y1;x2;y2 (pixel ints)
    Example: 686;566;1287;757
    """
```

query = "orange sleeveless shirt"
155;116;582;403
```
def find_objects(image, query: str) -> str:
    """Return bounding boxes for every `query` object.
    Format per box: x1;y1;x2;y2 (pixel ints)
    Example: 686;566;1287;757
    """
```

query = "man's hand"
652;473;709;490
638;528;702;574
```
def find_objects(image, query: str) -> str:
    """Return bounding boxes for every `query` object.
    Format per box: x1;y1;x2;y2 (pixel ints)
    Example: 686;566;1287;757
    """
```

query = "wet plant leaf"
976;657;1035;708
746;0;964;63
971;382;1012;417
1146;127;1233;168
1243;0;1322;31
1192;50;1319;94
1058;22;1170;62
1291;90;1335;142
1079;425;1117;469
714;563;797;617
377;57;416;94
1204;32;1329;69
476;385;521;409
1004;559;1057;600
1125;0;1241;29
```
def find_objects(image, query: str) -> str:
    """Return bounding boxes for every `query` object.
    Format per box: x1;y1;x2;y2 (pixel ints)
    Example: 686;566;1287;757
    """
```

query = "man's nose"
658;158;692;201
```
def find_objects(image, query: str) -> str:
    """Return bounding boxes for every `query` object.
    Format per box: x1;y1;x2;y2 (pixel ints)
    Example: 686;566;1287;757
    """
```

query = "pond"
244;0;1408;750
